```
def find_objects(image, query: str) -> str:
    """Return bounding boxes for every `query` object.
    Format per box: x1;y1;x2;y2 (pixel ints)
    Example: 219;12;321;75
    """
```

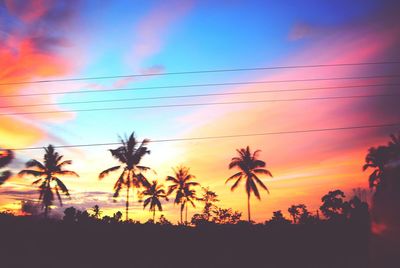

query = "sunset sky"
1;0;400;222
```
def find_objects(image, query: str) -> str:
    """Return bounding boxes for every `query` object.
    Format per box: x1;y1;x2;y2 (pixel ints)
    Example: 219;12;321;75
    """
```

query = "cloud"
0;0;85;148
127;0;194;69
112;64;166;88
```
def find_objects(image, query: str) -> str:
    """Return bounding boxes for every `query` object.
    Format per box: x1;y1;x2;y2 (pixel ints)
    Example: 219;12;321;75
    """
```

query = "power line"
1;82;400;109
1;61;399;86
8;122;400;151
2;74;400;98
0;93;398;117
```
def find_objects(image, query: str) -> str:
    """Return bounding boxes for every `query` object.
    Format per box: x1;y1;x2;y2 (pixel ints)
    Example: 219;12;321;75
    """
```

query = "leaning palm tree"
99;132;151;221
18;145;78;218
141;180;168;222
166;166;199;225
0;149;14;185
226;146;273;222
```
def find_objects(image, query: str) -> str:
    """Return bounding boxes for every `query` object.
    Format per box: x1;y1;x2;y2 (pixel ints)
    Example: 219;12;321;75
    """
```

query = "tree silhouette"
226;146;273;222
363;146;391;192
91;205;102;219
0;149;14;185
18;145;78;218
267;210;291;225
141;180;168;222
113;211;123;222
199;187;219;221
320;190;349;221
99;132;151;221
63;207;77;223
166;166;199;225
212;207;242;224
288;205;299;224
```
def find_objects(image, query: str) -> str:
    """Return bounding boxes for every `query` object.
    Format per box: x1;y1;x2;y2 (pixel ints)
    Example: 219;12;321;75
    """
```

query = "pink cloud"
173;14;400;222
127;0;194;69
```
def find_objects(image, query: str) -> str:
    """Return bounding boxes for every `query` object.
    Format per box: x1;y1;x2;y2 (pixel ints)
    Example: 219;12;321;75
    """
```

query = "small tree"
320;190;349;220
267;210;291;225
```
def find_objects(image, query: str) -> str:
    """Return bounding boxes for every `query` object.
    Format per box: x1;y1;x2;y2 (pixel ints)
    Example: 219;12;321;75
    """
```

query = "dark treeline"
0;131;399;267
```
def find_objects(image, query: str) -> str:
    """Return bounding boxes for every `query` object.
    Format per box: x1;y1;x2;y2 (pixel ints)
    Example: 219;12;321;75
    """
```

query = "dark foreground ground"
0;218;370;268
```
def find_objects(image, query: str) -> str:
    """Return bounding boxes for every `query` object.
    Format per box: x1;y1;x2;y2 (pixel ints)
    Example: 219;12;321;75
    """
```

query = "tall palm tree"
18;145;78;218
288;205;299;224
226;146;273;222
166;166;199;225
141;180;168;222
0;149;14;185
99;132;151;221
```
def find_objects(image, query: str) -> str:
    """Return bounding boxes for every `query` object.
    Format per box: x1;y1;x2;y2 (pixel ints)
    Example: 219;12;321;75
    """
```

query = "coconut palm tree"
166;166;199;225
18;145;78;218
288;205;299;224
363;146;391;191
0;149;14;185
226;146;273;222
141;180;168;222
99;132;151;221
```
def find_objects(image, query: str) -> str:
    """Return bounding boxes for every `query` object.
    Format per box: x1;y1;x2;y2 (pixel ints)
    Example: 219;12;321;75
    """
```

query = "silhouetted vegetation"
0;131;399;267
140;180;168;221
166;166;199;225
18;145;78;218
99;133;151;221
227;146;273;222
0;149;13;185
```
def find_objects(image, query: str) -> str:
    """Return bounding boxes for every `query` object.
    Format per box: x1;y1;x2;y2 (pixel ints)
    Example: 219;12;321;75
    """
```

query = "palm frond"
18;169;45;177
230;177;242;191
55;178;70;196
253;174;269;194
0;149;13;169
25;159;45;171
226;171;243;183
249;178;260;199
99;165;121;179
254;168;273;177
0;171;12;185
55;170;79;177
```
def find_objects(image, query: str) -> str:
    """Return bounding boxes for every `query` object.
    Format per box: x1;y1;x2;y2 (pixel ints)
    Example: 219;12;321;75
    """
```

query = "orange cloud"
0;1;84;147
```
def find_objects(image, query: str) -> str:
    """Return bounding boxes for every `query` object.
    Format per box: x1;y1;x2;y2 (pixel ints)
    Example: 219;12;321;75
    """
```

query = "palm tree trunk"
153;208;156;222
180;203;183;224
126;186;130;221
247;193;251;222
185;204;188;225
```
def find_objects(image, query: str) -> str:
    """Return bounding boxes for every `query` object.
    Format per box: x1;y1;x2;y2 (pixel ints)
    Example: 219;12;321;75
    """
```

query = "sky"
0;0;400;223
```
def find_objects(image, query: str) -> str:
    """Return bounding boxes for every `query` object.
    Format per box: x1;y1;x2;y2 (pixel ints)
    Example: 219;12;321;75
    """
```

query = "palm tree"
166;166;199;225
363;146;391;191
99;132;151;221
0;149;14;185
226;146;273;222
18;145;78;218
288;205;299;224
141;180;168;222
